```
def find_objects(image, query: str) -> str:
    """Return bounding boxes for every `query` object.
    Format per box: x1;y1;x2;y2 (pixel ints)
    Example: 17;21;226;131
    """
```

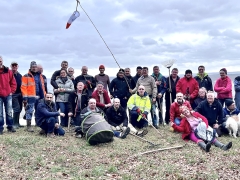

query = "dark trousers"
40;117;65;135
130;110;148;129
218;98;232;107
57;102;69;127
119;97;128;110
12;93;23;113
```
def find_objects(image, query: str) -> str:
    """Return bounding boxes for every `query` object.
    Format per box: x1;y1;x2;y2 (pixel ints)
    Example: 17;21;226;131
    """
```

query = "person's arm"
190;80;199;99
64;81;75;93
175;79;182;93
160;77;167;95
234;79;240;92
92;92;105;108
172;118;186;132
21;75;28;101
38;103;60;117
104;90;111;104
127;95;135;110
50;71;59;89
208;77;213;91
169;104;175;122
220;78;232;93
152;79;157;99
107;76;111;90
109;80;115;97
214;79;224;92
9;70;17;94
194;101;203;113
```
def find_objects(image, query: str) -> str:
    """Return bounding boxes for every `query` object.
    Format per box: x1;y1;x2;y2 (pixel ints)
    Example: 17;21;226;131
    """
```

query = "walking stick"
68;117;71;132
142;117;162;137
137;145;185;155
130;132;159;147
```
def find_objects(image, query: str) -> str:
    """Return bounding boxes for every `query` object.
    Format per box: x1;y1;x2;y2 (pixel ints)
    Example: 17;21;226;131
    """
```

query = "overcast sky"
1;0;240;77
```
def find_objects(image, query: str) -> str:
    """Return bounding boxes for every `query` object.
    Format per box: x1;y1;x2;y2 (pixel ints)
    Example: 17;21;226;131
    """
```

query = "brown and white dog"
226;115;240;138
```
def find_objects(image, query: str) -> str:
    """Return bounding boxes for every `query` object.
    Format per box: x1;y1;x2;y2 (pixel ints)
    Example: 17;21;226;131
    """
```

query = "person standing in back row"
51;61;69;89
133;66;142;89
95;65;110;91
37;64;48;93
194;65;213;91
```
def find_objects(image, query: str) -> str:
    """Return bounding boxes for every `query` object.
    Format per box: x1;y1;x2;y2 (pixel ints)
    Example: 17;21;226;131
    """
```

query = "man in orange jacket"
21;61;46;132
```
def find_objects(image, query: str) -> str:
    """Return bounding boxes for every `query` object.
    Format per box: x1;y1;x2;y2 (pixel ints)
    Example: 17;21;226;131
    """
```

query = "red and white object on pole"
66;11;80;29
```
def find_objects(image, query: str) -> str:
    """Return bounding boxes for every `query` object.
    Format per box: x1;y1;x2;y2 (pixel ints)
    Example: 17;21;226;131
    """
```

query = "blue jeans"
57;102;69;127
130;110;148;129
174;117;181;126
40;117;65;135
25;97;40;121
0;95;14;131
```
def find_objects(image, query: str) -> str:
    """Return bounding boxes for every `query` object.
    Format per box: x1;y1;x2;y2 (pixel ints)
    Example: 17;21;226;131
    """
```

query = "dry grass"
0;125;240;180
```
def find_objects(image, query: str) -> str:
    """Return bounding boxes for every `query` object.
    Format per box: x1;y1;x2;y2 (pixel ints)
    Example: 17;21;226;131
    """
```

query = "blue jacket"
223;107;240;121
35;99;60;126
151;73;167;99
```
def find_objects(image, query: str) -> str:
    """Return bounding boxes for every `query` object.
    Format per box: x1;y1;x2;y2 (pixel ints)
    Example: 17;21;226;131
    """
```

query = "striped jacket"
21;71;46;100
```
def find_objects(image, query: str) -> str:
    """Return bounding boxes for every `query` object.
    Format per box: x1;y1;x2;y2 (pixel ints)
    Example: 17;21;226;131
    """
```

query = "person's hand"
87;80;91;85
10;93;12;95
68;112;73;117
55;123;60;129
136;108;141;114
213;124;219;128
155;81;161;86
129;89;133;94
152;98;156;103
107;103;112;107
170;122;174;127
157;93;162;98
60;113;65;117
141;113;146;119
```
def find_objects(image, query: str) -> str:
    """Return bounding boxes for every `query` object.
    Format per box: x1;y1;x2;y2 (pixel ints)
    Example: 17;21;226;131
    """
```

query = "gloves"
141;113;146;119
136;108;141;114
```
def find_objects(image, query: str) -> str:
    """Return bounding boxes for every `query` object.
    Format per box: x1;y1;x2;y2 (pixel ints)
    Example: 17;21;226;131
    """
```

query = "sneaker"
39;129;46;135
8;127;16;133
136;129;148;137
120;127;130;139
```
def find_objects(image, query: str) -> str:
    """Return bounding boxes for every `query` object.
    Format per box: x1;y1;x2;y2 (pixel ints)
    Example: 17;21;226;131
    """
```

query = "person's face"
137;69;142;75
45;94;53;102
82;67;88;75
228;103;235;110
38;66;43;73
153;67;159;75
125;69;130;76
68;68;74;76
207;94;214;104
118;72;124;78
198;67;205;74
176;94;183;102
114;99;120;108
142;69;148;76
0;58;3;66
31;65;38;73
60;70;67;77
198;89;206;98
97;84;104;91
99;68;105;74
182;109;190;116
138;86;145;96
77;82;84;91
220;71;226;78
11;64;18;71
171;70;178;78
61;62;68;70
185;73;192;78
89;100;96;109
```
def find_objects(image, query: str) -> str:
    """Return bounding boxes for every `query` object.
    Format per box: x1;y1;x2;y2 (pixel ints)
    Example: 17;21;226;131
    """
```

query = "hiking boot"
8;127;16;133
120;127;130;139
0;130;3;135
214;140;232;151
26;120;34;132
39;129;46;135
136;129;148;137
198;141;211;152
153;125;159;129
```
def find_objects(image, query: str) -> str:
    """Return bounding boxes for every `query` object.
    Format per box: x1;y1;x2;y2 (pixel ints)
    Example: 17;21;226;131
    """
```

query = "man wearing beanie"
176;69;199;104
21;61;46;132
95;65;110;91
214;68;233;107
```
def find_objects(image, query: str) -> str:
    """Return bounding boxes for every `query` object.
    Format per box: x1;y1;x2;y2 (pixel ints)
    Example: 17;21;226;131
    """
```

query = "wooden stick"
138;145;184;155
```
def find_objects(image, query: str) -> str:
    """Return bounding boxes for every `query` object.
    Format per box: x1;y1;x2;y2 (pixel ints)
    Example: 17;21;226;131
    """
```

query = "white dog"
225;115;240;138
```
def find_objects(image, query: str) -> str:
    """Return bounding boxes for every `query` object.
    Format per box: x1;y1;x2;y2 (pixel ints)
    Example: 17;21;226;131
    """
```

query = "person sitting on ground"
194;91;226;136
54;69;75;127
106;98;128;132
35;93;65;137
223;99;240;123
68;82;89;126
170;106;232;152
170;92;192;126
77;98;130;139
191;87;207;109
127;85;151;136
91;81;112;111
94;65;110;91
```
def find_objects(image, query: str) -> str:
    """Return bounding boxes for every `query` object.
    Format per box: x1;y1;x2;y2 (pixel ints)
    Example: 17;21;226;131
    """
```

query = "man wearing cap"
92;81;112;111
133;66;142;87
214;68;233;107
194;65;213;91
21;61;46;132
75;66;96;96
95;65;110;91
11;62;24;128
51;60;69;89
109;69;131;109
37;64;48;93
176;69;199;104
0;56;17;134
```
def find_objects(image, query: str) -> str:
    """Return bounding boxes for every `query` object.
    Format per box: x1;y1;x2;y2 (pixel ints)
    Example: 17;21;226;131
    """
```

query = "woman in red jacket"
214;68;232;107
170;106;232;152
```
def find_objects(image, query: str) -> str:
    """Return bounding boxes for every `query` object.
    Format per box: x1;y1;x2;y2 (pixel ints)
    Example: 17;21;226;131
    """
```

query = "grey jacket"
54;78;75;102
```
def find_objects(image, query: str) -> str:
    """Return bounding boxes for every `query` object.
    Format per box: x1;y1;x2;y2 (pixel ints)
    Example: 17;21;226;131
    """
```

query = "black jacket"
13;72;22;94
194;99;223;127
165;75;180;102
42;74;48;93
51;69;71;89
133;74;141;85
74;75;96;95
125;75;136;89
106;106;128;127
109;74;131;99
194;74;213;91
68;89;89;116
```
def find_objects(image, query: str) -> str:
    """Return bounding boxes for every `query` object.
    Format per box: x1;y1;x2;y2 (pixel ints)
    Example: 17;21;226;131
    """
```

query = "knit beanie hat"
225;99;234;107
99;65;105;69
220;68;227;74
185;69;192;74
30;61;37;68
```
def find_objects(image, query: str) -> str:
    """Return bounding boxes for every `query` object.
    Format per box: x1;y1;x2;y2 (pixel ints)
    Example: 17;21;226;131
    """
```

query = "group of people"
0;56;239;151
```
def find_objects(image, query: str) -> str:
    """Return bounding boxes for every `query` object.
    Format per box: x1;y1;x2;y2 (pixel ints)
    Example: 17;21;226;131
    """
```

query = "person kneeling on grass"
75;98;130;139
170;106;232;152
127;85;151;136
35;93;65;137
